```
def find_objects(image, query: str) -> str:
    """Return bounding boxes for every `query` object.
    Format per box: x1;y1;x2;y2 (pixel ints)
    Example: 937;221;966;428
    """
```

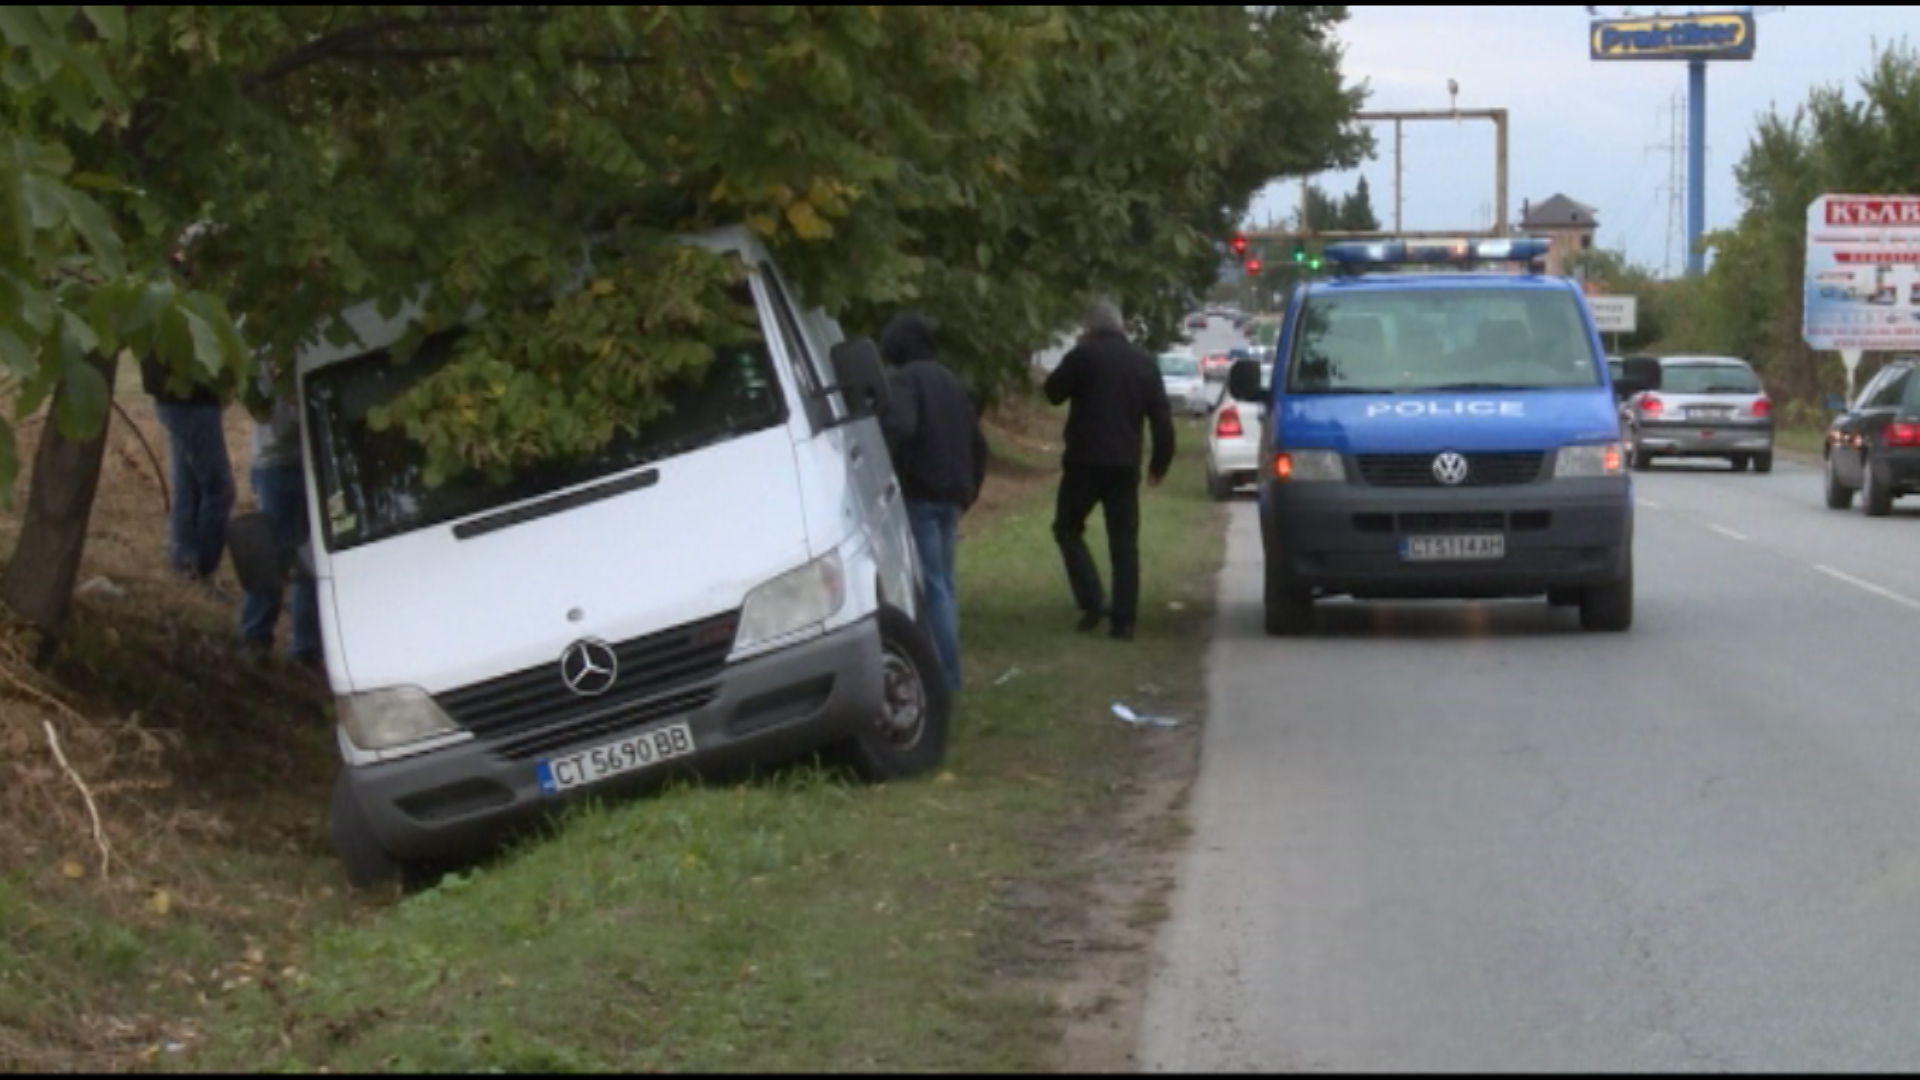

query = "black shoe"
1109;623;1135;642
1077;609;1108;633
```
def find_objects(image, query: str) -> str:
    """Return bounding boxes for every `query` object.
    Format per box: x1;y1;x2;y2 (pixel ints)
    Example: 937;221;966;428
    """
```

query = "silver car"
1623;355;1775;473
1158;350;1215;417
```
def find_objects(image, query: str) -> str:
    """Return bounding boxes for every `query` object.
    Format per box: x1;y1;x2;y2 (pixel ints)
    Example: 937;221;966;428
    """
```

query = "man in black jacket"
1043;301;1175;641
879;312;988;693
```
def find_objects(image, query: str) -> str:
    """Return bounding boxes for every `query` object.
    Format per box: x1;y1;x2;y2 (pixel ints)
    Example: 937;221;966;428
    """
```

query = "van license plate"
537;723;697;795
1401;535;1505;562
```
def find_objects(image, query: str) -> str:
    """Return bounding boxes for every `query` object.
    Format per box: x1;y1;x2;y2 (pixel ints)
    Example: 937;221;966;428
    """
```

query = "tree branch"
240;14;519;92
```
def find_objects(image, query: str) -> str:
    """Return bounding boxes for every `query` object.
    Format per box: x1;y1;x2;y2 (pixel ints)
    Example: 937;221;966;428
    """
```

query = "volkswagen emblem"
560;639;619;697
1432;452;1471;487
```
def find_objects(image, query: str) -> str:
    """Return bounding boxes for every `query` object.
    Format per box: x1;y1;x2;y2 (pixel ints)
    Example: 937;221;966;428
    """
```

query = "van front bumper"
1261;478;1633;600
346;616;883;863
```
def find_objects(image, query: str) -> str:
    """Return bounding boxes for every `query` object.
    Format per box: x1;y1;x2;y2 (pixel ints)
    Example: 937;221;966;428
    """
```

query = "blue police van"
1224;237;1660;636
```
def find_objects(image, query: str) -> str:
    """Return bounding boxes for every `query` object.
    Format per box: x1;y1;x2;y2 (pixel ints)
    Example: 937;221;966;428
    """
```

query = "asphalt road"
1140;457;1920;1071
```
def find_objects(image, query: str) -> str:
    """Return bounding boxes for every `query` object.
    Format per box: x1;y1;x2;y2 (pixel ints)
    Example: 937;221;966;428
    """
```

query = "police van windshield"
303;282;787;552
1287;289;1601;394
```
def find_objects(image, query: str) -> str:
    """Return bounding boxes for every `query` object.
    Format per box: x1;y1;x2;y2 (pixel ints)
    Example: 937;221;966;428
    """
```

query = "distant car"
1157;350;1213;417
1205;363;1270;500
1200;352;1233;383
1186;314;1209;332
1622;356;1774;473
1823;356;1920;516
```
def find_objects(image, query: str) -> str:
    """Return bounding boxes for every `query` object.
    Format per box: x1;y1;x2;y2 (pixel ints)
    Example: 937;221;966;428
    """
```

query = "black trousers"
1053;462;1142;627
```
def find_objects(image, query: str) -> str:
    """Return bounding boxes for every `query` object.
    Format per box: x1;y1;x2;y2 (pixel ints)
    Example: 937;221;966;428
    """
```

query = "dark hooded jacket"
877;313;989;509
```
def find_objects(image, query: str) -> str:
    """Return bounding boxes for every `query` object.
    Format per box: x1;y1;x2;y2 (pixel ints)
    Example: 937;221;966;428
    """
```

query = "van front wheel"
839;607;951;782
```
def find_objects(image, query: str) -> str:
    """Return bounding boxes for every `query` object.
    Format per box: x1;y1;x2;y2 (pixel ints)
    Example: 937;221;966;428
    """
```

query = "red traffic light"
1231;234;1248;256
1244;258;1262;275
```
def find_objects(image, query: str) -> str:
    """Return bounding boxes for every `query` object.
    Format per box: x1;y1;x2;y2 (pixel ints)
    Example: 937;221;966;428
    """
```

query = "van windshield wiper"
1403;382;1542;392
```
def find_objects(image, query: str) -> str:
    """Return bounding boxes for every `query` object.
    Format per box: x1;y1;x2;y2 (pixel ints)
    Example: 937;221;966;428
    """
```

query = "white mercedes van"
233;227;949;886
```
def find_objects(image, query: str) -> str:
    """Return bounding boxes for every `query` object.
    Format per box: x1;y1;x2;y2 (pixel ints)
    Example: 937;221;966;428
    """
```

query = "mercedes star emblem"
560;639;619;697
1432;452;1471;487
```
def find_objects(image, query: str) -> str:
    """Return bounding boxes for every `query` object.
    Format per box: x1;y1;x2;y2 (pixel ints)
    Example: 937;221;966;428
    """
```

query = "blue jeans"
240;464;321;661
154;402;235;578
906;499;963;693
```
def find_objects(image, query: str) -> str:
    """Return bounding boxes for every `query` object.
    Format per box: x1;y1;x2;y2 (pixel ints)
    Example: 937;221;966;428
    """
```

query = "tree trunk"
1;351;120;645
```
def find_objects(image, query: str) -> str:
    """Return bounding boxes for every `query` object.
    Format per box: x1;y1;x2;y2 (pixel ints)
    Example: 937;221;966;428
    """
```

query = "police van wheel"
1579;555;1634;633
1263;562;1315;637
331;772;408;890
841;607;950;782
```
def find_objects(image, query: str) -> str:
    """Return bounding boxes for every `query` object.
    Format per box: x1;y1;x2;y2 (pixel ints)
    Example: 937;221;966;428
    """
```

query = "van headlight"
1554;442;1625;479
338;688;461;752
734;553;846;655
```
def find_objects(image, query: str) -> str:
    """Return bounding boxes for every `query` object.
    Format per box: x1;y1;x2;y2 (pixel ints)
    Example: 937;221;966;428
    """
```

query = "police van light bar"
1323;237;1551;268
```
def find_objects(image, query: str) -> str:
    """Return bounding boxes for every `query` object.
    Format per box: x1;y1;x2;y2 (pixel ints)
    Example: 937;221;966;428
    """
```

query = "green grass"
1775;424;1826;460
177;422;1226;1073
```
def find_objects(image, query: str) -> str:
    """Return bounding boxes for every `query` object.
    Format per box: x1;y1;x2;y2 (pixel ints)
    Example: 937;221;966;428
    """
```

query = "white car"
1205;363;1271;500
1157;350;1214;417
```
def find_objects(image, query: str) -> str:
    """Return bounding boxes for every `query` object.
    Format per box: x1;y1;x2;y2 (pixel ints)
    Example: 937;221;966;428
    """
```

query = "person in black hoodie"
1043;300;1175;641
878;312;988;693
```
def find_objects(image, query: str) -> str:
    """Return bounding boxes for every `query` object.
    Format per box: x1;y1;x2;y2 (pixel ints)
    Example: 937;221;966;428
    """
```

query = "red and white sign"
1804;194;1920;355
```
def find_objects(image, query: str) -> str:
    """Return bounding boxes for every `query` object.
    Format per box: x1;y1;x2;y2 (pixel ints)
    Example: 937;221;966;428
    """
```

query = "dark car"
1824;356;1920;517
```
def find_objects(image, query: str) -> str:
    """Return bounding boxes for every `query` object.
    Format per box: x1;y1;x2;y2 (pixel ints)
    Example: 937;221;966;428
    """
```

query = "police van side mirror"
1614;357;1662;399
828;339;890;421
1227;359;1265;403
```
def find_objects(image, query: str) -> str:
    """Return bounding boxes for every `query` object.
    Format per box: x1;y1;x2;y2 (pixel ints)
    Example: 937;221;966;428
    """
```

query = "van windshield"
303;283;787;551
1287;288;1601;394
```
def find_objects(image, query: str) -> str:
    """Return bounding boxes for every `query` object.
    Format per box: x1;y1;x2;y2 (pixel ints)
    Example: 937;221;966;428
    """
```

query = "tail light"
1888;422;1920;448
1638;395;1664;417
1216;406;1243;439
1752;398;1772;419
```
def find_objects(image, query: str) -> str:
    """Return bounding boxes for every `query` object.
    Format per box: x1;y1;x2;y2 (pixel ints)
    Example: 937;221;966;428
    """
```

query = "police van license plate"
1401;535;1505;562
537;723;696;795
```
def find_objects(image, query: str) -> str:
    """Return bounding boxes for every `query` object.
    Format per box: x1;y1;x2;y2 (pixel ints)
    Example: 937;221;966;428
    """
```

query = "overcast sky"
1249;6;1913;278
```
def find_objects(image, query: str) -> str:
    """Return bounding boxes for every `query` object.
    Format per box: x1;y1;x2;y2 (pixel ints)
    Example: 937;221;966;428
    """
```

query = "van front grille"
1355;452;1546;488
434;612;738;757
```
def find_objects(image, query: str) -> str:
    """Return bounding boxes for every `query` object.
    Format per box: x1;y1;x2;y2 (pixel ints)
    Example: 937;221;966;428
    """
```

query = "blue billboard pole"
1688;58;1707;277
1590;11;1757;279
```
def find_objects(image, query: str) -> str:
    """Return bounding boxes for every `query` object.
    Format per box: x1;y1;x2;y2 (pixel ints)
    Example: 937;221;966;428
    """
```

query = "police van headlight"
1554;443;1625;479
1273;450;1347;483
338;688;461;752
735;553;847;656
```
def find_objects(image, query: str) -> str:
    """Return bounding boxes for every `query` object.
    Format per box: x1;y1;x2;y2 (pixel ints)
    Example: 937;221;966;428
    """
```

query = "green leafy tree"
1337;175;1380;232
0;4;1369;640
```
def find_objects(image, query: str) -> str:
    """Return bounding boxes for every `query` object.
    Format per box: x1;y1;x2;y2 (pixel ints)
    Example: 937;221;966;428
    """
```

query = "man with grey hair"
1042;300;1175;641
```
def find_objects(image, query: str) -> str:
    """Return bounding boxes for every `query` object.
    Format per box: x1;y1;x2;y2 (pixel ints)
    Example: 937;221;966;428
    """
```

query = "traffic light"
1308;256;1321;272
1245;258;1262;276
1292;242;1306;264
1231;233;1248;257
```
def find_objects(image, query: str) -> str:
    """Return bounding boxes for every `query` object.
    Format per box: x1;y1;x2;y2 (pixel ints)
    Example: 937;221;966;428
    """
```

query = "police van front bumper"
1261;477;1632;600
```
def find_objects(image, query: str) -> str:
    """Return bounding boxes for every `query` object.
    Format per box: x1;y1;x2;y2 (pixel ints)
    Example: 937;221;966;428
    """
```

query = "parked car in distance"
1205;362;1270;500
1158;350;1213;417
1823;356;1920;516
1622;355;1775;473
1200;352;1233;383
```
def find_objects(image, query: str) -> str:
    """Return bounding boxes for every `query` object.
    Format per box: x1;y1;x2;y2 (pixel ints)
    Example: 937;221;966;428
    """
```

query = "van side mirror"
1824;393;1848;413
227;511;286;595
829;338;890;420
1614;356;1662;399
1227;359;1266;403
